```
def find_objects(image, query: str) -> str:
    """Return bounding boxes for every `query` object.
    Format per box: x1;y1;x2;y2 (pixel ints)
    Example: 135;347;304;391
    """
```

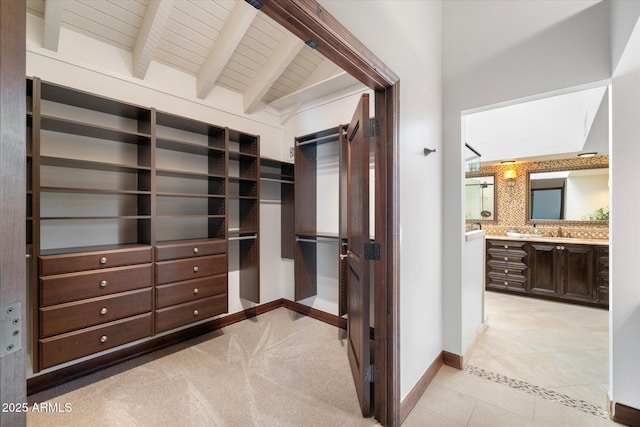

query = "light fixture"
578;152;597;158
504;169;517;187
501;160;516;165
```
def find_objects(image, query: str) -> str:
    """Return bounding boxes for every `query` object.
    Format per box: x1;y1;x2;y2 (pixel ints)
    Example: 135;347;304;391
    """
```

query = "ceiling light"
500;160;515;165
578;152;597;158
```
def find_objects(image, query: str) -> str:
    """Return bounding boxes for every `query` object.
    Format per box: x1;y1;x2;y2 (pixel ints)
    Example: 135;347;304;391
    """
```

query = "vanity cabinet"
486;240;528;293
486;238;608;308
596;246;609;305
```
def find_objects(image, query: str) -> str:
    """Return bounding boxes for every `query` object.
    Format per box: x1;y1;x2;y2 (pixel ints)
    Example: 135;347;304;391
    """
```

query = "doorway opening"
461;82;611;413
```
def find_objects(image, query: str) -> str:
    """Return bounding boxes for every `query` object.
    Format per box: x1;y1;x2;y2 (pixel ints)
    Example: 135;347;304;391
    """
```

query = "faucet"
557;227;563;237
474;222;481;230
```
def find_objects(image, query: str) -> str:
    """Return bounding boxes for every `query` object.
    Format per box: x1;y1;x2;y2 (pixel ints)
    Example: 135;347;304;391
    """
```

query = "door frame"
261;2;400;426
0;1;27;426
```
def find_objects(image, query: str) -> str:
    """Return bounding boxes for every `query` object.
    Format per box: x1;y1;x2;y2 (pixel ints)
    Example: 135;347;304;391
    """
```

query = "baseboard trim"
399;351;444;424
614;402;640;426
27;298;284;395
442;350;463;370
282;299;347;329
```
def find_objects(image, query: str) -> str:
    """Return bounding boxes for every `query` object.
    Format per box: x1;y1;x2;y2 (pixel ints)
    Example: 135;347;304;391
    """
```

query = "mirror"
527;166;609;223
465;174;496;222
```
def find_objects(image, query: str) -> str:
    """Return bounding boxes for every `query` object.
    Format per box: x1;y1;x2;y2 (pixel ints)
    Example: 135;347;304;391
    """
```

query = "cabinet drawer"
487;262;526;275
39;313;152;369
40;288;152;338
155;255;227;285
156;274;227;309
155;294;227;333
40;246;152;275
155;239;227;261
487;273;527;292
40;264;152;306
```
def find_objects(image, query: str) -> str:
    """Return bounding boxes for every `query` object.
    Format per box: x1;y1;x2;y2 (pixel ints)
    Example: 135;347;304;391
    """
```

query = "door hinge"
0;302;22;358
364;119;379;138
365;364;379;383
364;242;380;260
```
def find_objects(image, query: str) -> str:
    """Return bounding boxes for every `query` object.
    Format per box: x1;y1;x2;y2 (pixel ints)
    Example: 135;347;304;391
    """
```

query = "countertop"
465;230;485;241
485;235;609;245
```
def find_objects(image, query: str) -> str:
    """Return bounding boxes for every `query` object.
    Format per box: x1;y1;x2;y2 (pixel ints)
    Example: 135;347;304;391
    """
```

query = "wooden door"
559;244;595;302
346;94;372;416
528;242;559;296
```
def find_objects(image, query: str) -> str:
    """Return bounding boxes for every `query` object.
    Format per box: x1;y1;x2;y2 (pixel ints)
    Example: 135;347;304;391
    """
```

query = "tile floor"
28;293;617;426
404;291;616;426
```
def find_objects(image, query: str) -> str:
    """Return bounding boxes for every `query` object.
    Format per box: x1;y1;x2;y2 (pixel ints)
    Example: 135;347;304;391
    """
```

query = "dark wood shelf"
41;115;150;145
156;215;225;219
156;192;224;199
155;237;226;247
40;243;152;257
228;150;257;161
228;176;258;183
40;187;151;196
155;167;225;180
41;82;150;120
41;216;152;221
157;137;225;156
41;156;151;173
228;228;258;236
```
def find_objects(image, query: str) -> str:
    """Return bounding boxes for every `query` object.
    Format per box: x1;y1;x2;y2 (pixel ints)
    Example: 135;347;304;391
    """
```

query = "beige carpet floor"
28;308;380;427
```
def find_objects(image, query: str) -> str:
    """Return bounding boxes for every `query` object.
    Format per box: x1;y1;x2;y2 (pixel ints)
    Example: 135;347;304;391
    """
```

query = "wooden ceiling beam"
132;0;174;79
243;33;304;114
196;1;258;99
43;0;64;51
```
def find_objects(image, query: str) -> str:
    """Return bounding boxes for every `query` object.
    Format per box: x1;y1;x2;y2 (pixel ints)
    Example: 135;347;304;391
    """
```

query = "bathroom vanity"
486;236;609;308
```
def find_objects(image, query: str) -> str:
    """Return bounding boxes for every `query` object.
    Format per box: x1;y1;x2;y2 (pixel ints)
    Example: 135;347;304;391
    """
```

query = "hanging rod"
260;177;293;184
228;235;257;241
295;132;340;147
296;237;339;245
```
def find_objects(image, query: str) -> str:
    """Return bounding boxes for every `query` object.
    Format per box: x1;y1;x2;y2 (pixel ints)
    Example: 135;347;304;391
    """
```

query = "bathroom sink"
506;232;536;238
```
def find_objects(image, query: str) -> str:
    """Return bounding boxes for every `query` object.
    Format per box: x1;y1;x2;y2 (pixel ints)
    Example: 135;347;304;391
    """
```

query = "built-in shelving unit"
260;158;295;259
294;126;347;308
228;129;260;302
26;79;260;373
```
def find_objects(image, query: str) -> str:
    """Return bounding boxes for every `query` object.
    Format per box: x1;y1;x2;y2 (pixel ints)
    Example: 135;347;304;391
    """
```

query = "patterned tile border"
464;364;610;419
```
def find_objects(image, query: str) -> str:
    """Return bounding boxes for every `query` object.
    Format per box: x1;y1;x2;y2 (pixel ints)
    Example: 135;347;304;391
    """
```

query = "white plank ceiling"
26;0;363;118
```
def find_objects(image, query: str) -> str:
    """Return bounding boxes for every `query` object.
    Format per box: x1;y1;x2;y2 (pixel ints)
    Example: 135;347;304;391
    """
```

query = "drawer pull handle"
193;247;199;254
193;266;199;273
100;280;108;288
100;335;108;343
504;245;508;249
505;269;509;274
193;310;199;316
193;288;199;295
504;257;508;261
100;307;108;315
504;281;508;286
100;257;107;265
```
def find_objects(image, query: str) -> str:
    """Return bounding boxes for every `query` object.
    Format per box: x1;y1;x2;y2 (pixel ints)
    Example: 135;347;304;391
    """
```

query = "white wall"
462;234;485;349
319;1;444;400
610;12;640;413
443;0;611;357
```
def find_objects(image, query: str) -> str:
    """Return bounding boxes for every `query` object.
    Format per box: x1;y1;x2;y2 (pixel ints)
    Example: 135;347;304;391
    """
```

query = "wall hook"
423;148;437;157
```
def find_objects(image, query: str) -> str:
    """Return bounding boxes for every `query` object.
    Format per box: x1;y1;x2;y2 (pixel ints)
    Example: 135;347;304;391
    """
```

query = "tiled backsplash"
469;156;609;239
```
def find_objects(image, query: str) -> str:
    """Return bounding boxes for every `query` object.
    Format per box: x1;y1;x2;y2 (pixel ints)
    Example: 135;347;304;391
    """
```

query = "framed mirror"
527;165;609;224
465;173;496;222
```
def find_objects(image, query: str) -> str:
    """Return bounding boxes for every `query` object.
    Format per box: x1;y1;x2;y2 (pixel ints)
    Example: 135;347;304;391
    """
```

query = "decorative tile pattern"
469;156;609;238
464;364;610;420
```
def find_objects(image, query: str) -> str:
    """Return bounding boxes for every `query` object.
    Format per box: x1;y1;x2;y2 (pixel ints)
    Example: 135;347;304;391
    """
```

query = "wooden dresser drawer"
155;294;227;333
39;313;152;369
156;274;227;309
40;246;152;275
40;264;152;306
155;239;227;261
39;288;152;338
155;254;227;285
